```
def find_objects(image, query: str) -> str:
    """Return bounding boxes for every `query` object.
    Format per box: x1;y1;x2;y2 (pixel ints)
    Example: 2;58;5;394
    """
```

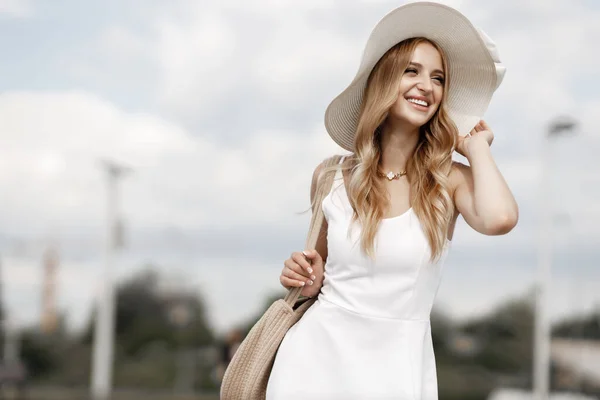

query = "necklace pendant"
378;169;406;180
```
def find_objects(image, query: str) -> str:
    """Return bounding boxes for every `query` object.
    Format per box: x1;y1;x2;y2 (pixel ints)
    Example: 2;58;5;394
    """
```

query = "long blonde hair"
321;37;457;262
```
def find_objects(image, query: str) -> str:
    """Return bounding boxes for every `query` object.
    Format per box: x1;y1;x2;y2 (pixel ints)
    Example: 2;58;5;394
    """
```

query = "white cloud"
151;5;362;121
485;0;600;124
153;9;239;114
0;0;32;18
0;90;347;234
96;25;150;64
0;91;196;233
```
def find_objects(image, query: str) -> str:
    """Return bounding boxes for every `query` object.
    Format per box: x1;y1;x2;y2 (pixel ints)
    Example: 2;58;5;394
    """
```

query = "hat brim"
324;2;499;152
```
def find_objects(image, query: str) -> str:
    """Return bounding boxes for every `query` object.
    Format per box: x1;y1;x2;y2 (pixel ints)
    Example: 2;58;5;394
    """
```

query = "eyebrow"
408;62;444;76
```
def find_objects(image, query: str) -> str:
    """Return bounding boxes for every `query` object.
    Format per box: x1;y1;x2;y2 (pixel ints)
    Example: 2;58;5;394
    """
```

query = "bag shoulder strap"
284;154;346;307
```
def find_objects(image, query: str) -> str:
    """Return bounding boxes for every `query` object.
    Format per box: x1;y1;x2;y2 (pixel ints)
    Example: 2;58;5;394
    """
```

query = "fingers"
474;119;492;132
479;119;490;130
280;250;321;290
292;251;314;274
280;266;314;289
283;260;312;280
279;252;316;288
281;266;314;287
280;275;308;288
301;249;322;264
469;120;486;136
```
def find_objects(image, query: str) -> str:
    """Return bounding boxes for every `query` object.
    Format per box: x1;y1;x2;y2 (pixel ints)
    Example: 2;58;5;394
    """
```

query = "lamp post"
91;160;131;400
533;117;577;400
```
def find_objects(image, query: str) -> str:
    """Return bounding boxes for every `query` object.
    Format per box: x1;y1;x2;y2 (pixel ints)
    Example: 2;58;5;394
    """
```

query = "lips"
405;97;429;111
405;96;429;107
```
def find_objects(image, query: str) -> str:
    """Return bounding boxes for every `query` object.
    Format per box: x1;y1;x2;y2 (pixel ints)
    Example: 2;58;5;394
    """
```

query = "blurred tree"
460;295;535;374
83;267;214;354
0;258;5;360
430;308;454;354
553;309;600;339
19;330;56;379
113;270;175;355
80;267;216;389
19;315;69;381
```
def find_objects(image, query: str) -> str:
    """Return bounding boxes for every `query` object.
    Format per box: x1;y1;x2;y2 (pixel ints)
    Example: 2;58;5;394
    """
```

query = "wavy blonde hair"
320;38;457;262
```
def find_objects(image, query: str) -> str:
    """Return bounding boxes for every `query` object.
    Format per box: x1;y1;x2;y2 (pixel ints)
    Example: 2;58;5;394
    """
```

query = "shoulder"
310;153;350;199
449;160;470;177
311;158;328;183
311;154;350;181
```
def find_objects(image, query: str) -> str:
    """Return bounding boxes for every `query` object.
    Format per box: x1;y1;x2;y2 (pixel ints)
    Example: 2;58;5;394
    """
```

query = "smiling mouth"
405;97;429;111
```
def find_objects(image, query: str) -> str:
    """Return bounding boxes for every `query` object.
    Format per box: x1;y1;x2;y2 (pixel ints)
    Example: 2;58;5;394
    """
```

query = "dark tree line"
17;267;217;390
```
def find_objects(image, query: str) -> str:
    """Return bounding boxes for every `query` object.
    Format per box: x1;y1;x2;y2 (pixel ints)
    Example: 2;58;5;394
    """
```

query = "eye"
433;76;445;84
405;68;418;74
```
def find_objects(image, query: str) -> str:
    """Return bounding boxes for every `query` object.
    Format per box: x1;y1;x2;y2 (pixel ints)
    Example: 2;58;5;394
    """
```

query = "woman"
267;2;518;399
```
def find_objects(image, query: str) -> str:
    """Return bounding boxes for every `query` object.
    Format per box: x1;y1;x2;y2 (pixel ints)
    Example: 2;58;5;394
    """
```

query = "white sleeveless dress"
266;163;452;400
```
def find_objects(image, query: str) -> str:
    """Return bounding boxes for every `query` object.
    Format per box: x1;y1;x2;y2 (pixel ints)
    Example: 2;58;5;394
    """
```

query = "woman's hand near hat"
452;118;519;236
279;249;324;298
456;120;494;159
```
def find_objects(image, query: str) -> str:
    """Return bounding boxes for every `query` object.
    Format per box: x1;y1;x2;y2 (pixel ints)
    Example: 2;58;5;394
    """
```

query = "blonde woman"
267;2;518;399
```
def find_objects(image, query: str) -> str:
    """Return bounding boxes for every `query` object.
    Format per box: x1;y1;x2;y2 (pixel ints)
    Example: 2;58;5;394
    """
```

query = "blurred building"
487;339;600;400
40;246;59;334
551;338;600;392
447;331;483;356
488;388;597;400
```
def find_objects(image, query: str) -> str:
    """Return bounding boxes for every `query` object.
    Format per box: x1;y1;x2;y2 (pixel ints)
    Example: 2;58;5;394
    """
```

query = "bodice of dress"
319;168;451;321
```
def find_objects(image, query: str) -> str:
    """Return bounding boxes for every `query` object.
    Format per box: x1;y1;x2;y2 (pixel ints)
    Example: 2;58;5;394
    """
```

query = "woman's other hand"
279;249;325;298
456;119;494;158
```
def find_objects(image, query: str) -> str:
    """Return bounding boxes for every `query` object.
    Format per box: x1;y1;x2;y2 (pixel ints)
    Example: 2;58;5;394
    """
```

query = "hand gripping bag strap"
219;154;345;400
284;154;344;307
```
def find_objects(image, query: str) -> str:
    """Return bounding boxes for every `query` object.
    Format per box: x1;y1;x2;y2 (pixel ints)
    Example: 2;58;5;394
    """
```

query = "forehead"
410;42;444;71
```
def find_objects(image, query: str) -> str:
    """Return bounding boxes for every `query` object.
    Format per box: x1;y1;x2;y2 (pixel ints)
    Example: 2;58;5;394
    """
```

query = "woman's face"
389;41;445;129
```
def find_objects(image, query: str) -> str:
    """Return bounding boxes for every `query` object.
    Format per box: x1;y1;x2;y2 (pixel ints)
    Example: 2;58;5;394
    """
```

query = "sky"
0;0;599;336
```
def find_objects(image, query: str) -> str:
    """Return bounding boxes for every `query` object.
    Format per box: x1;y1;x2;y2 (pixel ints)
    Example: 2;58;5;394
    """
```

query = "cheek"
432;88;444;109
392;93;406;112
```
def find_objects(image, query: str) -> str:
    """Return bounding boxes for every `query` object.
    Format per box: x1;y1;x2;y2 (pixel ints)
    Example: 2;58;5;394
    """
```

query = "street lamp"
90;160;131;400
533;116;578;400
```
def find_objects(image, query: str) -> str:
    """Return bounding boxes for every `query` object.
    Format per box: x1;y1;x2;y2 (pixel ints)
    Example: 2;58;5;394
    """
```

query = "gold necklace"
377;170;407;181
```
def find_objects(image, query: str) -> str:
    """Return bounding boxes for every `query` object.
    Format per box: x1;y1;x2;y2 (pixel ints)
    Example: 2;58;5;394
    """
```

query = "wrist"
465;137;490;159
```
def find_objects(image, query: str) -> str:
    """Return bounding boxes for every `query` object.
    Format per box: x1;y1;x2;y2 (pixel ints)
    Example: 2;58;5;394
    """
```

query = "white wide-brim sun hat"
324;1;506;152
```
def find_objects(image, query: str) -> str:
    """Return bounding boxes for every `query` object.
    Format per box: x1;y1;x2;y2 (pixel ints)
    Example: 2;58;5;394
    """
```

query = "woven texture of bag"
220;154;343;400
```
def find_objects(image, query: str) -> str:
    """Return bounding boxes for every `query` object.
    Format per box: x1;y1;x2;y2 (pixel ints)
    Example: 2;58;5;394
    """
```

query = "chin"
398;114;432;130
410;116;431;128
392;106;436;130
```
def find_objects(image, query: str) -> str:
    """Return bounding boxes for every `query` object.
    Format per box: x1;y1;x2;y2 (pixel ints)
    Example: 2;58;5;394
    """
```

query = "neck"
378;120;420;172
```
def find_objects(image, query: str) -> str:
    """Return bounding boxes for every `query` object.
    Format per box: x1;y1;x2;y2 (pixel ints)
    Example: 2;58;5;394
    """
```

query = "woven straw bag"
220;154;343;400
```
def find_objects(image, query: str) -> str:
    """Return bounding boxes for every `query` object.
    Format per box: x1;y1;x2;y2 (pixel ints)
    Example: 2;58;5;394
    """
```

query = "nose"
416;75;433;94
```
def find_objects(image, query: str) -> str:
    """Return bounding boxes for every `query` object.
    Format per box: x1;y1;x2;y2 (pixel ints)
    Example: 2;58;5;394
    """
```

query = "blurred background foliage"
4;268;598;400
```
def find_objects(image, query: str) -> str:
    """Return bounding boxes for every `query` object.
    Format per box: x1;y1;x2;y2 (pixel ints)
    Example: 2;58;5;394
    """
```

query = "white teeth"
407;98;428;107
